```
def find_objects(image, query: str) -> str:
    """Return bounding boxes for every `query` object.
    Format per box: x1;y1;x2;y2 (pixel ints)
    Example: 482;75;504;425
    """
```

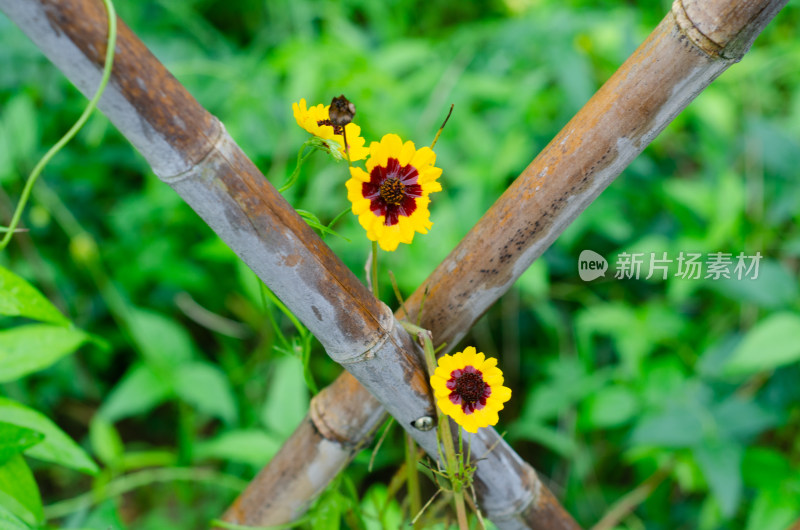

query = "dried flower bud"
329;94;356;127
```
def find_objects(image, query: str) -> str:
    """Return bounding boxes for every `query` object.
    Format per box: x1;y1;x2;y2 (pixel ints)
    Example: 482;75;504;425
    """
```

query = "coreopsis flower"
346;133;442;251
430;347;511;433
293;98;369;161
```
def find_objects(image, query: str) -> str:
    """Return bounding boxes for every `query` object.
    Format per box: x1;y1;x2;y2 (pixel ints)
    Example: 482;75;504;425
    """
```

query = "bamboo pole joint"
672;0;789;61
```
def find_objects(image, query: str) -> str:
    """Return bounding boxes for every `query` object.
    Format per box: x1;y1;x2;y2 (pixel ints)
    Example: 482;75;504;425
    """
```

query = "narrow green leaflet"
693;440;744;517
0;324;90;382
174;361;237;424
0;422;43;467
509;421;577;458
260;356;309;437
308;488;343;530
0;453;43;526
125;308;195;369
0;502;30;530
295;209;349;241
194;430;281;468
88;418;124;468
582;386;639;429
99;363;172;423
0;398;97;475
725;312;800;375
0;266;69;326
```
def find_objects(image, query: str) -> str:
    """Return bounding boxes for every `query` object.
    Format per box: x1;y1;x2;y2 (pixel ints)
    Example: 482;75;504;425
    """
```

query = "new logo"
578;250;608;281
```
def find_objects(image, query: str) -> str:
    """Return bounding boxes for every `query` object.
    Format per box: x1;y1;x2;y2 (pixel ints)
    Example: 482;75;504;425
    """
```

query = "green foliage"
0;266;99;527
0;324;91;382
0;266;69;325
0;454;43;526
725;312;800;374
1;0;800;528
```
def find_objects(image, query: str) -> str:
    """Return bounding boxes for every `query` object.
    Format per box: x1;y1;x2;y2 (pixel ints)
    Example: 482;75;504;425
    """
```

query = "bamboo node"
158;118;226;183
671;0;724;58
333;302;395;364
309;391;354;445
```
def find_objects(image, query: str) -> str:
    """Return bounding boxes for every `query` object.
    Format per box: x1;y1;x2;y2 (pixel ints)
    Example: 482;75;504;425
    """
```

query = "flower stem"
400;321;469;530
430;104;454;149
436;409;469;529
279;141;314;192
343;127;352;167
405;432;423;529
371;241;379;296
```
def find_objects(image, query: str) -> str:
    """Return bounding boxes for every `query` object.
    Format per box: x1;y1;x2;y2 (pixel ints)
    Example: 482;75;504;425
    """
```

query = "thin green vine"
0;0;117;251
44;467;246;520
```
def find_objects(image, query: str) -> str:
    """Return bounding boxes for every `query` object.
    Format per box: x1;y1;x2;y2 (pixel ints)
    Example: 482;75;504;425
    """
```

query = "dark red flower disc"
446;365;492;414
361;158;423;226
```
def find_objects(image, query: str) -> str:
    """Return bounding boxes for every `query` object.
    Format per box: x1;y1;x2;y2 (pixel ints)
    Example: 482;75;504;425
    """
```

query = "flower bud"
329;95;355;127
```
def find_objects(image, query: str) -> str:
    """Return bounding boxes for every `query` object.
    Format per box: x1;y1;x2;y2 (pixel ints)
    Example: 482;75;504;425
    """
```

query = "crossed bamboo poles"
0;0;787;527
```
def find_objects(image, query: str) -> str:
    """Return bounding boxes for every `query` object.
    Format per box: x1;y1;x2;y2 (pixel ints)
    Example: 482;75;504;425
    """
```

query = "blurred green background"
1;0;799;528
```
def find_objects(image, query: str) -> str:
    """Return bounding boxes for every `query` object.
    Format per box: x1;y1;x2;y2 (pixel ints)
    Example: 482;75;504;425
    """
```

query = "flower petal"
487;385;511;404
411;146;436;169
418;166;442;185
381;133;403;157
397;216;415;244
398;140;416;166
378;225;401;251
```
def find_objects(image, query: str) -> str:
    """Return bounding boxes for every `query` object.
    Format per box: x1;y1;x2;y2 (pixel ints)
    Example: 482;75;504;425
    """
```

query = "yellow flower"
346;133;442;251
292;98;369;161
430;347;511;433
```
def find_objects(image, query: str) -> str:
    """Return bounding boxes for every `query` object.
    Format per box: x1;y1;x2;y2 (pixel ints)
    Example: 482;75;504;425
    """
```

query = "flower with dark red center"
346;133;442;251
292;98;369;161
430;347;511;433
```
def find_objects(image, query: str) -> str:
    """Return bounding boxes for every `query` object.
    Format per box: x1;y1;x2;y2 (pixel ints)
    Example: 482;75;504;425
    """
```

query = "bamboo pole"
223;0;789;527
0;1;577;528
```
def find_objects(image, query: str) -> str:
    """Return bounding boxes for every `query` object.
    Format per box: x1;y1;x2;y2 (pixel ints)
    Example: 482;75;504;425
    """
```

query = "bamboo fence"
0;0;787;528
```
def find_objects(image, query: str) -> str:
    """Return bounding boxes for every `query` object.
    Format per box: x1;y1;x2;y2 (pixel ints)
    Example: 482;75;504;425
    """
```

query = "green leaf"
712;397;779;442
309;488;342;530
0;398;97;475
194;430;281;468
89;417;124;467
0;324;90;382
0;453;43;525
260;356;309;437
746;489;799;530
582;386;639;429
509;421;577;458
0;267;69;326
724;312;800;375
84;499;127;530
742;447;793;490
125;308;194;369
360;484;402;530
0;502;30;530
295;209;349;241
520;358;605;422
712;260;799;309
693;440;743;517
0;422;43;467
174;361;237;424
2;94;37;169
99;364;173;422
630;406;706;448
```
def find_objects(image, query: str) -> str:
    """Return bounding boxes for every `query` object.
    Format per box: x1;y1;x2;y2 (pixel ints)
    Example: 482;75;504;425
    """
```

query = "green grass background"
1;0;799;528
